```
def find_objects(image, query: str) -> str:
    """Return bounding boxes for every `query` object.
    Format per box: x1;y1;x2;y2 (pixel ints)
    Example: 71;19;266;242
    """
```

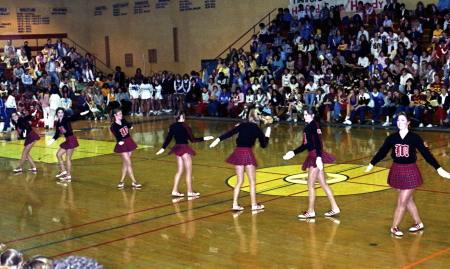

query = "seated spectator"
409;88;426;126
0;249;23;269
106;87;120;110
423;89;438;127
21;71;34;93
269;89;283;121
217;87;230;117
316;88;328;120
195;86;210;116
345;88;371;124
61;92;73;116
436;86;449;125
207;85;220;116
52;255;103;269
22;255;54;269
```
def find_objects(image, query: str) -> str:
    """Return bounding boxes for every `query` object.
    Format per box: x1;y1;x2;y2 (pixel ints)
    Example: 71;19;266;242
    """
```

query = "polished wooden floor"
1;116;450;268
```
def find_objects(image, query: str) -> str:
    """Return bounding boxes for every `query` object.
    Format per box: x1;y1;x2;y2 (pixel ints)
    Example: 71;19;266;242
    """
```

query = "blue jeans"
371;106;383;122
184;100;198;113
394;105;409;117
48;71;60;86
305;93;316;106
350;106;371;122
333;102;343;119
256;53;267;65
208;101;218;115
0;108;7;130
4;108;16;131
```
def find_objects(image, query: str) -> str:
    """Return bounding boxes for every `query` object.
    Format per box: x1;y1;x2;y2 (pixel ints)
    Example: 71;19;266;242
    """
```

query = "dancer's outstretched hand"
204;136;214;141
80;111;89;116
210;138;220;148
365;164;373;172
283;151;295;160
156;148;165;155
23;130;27;137
47;139;55;146
437;167;450;178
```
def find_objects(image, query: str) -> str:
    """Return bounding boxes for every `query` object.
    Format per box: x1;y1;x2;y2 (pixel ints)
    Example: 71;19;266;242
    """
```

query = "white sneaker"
409;222;424;232
131;113;135;117
382;121;390;126
426;124;433;127
343;120;352;125
419;123;424;127
286;118;292;122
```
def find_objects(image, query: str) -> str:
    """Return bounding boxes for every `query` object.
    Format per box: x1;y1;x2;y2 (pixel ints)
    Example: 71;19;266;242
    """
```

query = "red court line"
3;175;286;244
50;187;312;258
402;246;450;269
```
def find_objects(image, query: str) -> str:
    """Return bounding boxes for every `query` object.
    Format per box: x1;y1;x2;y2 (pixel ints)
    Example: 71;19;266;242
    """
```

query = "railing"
202;8;277;72
66;37;115;76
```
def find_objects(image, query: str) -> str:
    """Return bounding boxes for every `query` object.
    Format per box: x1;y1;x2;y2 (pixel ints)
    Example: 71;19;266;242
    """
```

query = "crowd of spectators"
2;1;450;130
198;0;450;126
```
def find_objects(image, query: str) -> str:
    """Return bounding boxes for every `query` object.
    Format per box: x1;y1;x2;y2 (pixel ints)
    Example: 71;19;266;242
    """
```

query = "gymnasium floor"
0;115;449;268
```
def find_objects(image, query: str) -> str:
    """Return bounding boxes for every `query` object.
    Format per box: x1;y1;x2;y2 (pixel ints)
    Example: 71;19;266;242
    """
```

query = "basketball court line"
402;246;450;268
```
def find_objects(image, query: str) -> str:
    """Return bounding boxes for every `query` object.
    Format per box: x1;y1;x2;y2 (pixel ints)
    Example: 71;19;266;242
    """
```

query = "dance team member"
210;109;270;211
47;108;89;181
110;108;141;188
283;107;340;218
366;112;450;236
156;111;213;197
11;112;40;172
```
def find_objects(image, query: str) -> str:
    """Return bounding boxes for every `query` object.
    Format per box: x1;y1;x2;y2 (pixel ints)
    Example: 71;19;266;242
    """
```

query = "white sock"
386;116;390;122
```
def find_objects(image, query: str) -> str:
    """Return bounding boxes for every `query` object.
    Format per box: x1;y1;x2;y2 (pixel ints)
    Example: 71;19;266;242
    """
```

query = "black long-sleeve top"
293;120;323;157
219;122;268;148
370;131;440;169
110;118;132;142
52;113;81;140
162;122;204;149
13;115;33;139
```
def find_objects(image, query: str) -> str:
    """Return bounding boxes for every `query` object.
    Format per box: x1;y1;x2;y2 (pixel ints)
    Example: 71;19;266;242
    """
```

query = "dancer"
10;112;40;172
210;109;270;211
110;108;141;188
366;111;450;236
156;111;213;197
283;107;340;218
47;108;89;181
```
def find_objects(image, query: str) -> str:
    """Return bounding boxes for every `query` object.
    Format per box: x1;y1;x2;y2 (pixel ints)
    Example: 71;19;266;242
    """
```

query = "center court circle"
283;173;349;185
225;164;391;197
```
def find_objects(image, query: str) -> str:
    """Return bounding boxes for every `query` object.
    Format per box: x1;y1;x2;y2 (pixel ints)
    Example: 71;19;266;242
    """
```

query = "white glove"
437;167;450;179
204;136;214;141
316;157;323;170
32;111;37;117
80;111;89;116
265;127;271;137
210;138;221;148
23;130;27;137
365;164;373;172
47;139;55;146
283;151;295;160
118;141;124;145
156;148;165;155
